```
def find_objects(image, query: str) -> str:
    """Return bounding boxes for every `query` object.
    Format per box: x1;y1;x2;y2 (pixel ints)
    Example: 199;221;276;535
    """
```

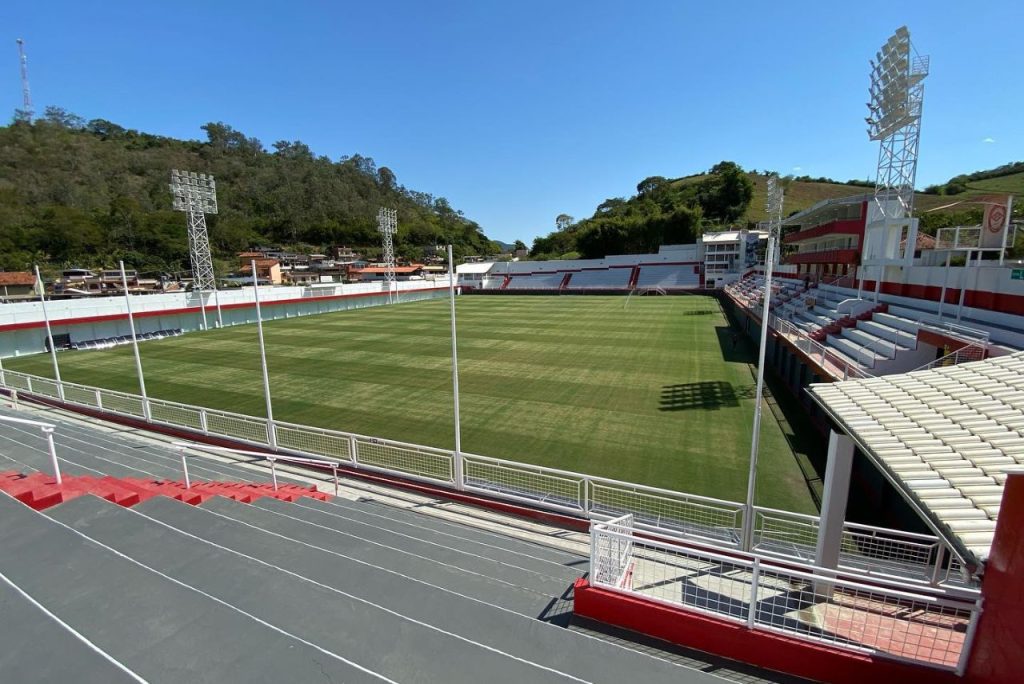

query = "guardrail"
172;442;345;495
591;516;981;674
0;367;968;587
912;342;989;373
0;413;61;484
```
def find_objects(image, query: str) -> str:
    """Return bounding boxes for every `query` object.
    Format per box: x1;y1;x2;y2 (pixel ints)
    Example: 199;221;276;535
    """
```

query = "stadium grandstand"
4;24;1024;684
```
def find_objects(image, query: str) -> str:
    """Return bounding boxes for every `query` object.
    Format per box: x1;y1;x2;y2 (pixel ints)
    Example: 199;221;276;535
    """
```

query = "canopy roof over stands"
808;352;1024;566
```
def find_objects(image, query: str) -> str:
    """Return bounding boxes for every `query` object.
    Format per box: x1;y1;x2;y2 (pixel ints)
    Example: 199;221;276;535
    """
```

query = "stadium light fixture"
377;207;398;304
741;173;784;552
170;169;223;329
862;27;928;302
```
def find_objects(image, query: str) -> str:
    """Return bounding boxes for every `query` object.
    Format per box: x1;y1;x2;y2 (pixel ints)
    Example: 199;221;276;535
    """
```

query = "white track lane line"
22;502;401;684
0;568;150;684
124;505;591;683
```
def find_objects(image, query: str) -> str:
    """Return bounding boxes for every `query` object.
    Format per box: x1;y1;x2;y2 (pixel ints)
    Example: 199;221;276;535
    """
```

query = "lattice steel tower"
867;27;928;219
170;170;219;293
16;39;33;121
377;207;398;303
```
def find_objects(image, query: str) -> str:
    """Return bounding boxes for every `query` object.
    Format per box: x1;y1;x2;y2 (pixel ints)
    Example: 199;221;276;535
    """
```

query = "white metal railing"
912;342;989;373
590;517;981;674
0;367;969;587
172;442;344;496
769;313;874;380
752;506;967;586
0;413;61;484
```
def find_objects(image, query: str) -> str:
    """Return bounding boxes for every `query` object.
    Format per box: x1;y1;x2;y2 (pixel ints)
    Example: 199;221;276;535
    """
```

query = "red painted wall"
574;578;960;684
854;279;1024;317
965;474;1024;684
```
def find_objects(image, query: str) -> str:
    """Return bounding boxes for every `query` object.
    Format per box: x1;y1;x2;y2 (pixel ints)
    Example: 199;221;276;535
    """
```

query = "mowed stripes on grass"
6;295;816;513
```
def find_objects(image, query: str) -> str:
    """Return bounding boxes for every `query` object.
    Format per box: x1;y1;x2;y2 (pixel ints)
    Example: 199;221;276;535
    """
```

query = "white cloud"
792;166;802;172
982;137;996;144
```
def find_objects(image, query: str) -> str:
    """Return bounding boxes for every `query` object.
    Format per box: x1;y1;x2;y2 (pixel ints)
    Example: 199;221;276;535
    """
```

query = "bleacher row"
64;329;184;352
497;264;700;291
726;274;1024;376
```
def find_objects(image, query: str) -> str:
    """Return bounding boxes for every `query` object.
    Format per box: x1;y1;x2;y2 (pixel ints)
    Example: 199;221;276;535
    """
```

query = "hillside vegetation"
532;161;1024;260
0;107;496;274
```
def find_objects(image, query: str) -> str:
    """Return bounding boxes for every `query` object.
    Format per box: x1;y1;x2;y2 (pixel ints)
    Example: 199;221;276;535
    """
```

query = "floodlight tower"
377;207;398;304
170;170;222;329
863;26;929;300
16;39;33;121
741;173;784;552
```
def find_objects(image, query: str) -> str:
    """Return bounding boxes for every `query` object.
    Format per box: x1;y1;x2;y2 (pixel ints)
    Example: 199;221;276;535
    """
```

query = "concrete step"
858;320;918;348
63;494;693;684
827;335;884;368
844;328;901;359
0;493;376;684
873;311;921;335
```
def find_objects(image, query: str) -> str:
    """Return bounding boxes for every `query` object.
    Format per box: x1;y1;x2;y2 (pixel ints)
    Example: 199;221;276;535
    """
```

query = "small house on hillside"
0;271;39;300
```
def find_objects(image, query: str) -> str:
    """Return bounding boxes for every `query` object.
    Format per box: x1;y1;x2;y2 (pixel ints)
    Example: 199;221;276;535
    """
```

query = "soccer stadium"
2;24;1023;684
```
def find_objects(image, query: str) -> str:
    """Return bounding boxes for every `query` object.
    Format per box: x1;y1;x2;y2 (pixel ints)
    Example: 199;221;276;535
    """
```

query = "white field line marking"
24;502;401;684
125;505;591;683
0;568;151;684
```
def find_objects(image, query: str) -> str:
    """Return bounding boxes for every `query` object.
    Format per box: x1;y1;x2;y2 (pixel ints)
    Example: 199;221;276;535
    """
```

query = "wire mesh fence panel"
204;411;269;445
355;438;453;483
839;525;943;582
148;400;204;431
276;424;353;463
752;509;820;561
97;390;146;418
754;569;972;670
29;377;61;399
1;371;32;392
463;456;583;511
61;384;100;408
589;481;743;545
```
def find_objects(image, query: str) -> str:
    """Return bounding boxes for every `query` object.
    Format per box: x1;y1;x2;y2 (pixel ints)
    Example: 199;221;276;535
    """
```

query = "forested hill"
531;161;1024;261
0;108;496;273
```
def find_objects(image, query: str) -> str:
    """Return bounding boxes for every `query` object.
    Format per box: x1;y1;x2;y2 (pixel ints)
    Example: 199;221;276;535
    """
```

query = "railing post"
747;558;761;628
931;544;947;586
178;446;190;489
956;602;983;677
269;457;278;491
349;435;359;467
332;465;339;497
267;419;278;450
94;389;103;410
582;477;590;516
42;426;62;485
199;409;208;435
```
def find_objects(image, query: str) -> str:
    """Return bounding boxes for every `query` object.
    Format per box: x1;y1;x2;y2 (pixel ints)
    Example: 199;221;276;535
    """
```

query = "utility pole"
16;39;33;121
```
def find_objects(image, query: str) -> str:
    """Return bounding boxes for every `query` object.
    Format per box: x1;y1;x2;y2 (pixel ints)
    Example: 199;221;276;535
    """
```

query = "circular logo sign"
986;205;1006;234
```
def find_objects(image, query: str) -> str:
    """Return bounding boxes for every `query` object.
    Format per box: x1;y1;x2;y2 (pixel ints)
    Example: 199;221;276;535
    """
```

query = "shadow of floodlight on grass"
659;382;757;411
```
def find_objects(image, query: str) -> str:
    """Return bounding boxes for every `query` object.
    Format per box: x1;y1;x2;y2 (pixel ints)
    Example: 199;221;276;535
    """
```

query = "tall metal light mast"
16;38;33;121
863;26;929;300
170;170;222;329
741;173;784;551
377;207;398;304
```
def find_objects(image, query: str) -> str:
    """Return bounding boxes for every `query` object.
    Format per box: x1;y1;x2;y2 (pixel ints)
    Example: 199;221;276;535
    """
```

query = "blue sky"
2;1;1021;244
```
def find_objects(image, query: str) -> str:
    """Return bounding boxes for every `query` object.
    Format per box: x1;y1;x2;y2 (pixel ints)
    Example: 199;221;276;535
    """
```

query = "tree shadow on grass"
659;381;756;411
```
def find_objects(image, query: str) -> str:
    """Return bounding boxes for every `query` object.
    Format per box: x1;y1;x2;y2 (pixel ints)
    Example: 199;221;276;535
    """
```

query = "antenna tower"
16;38;33;121
377;207;398;304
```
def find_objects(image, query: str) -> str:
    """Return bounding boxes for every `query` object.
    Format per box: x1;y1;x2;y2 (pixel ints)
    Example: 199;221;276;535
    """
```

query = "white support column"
34;265;63;401
815;430;855;572
251;261;276;449
120;261;150;421
447;246;464;490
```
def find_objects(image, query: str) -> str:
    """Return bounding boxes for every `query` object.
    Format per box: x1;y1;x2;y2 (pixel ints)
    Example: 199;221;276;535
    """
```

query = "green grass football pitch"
7;294;818;513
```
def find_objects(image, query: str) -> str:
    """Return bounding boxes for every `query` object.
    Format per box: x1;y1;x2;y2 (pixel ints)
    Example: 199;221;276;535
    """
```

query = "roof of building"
352;265;424;274
457;262;496;274
782;193;871;226
808;352;1024;565
239;259;280;273
0;271;36;287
